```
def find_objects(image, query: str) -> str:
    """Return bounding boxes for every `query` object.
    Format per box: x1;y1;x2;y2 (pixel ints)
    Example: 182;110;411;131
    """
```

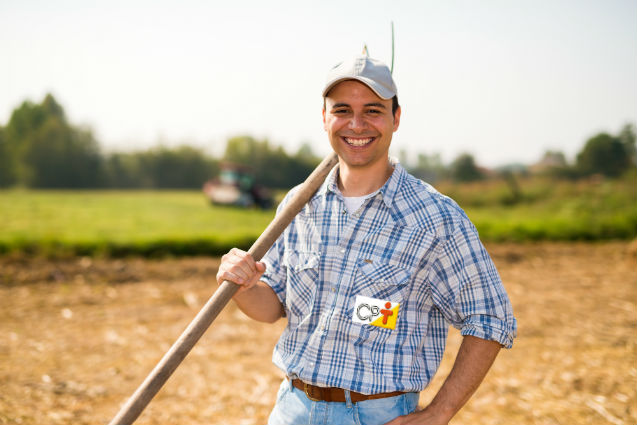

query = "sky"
1;0;636;167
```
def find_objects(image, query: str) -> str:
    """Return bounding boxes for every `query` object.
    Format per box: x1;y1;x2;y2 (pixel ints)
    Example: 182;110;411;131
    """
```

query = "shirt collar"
315;162;339;198
315;157;405;210
380;157;405;209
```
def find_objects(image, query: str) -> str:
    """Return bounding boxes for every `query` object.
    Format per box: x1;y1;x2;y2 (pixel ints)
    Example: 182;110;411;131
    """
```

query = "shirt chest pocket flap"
283;251;320;319
356;258;412;301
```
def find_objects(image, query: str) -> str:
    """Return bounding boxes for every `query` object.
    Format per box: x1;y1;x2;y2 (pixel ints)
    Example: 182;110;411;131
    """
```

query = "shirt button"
340;248;346;254
331;287;336;292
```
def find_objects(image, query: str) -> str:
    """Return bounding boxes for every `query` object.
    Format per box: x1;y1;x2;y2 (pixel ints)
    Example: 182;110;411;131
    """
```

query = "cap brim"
322;77;395;100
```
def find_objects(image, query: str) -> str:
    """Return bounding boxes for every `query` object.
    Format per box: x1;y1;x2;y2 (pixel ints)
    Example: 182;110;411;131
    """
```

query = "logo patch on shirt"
352;295;400;330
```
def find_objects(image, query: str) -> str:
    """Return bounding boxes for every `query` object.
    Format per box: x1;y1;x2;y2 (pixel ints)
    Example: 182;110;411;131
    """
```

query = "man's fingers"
255;261;266;273
220;251;256;276
229;248;258;273
217;270;245;285
216;250;266;291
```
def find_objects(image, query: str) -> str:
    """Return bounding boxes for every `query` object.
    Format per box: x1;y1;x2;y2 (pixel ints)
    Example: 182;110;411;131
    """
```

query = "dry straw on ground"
0;242;635;424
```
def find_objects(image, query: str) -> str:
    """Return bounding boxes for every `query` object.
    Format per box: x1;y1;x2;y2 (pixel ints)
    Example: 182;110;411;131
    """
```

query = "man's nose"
349;113;367;132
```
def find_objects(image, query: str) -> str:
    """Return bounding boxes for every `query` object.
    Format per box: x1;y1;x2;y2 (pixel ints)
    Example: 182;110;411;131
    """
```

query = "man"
216;55;517;425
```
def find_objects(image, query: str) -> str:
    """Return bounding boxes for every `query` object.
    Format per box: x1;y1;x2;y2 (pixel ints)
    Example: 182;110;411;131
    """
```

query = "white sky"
2;0;636;167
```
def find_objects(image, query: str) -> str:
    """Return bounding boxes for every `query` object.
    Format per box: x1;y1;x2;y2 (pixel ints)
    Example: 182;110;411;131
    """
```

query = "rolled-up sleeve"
429;220;517;348
260;234;287;307
259;192;295;308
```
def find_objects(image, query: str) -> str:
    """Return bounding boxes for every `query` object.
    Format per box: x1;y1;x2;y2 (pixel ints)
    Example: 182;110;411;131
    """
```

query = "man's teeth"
344;137;373;146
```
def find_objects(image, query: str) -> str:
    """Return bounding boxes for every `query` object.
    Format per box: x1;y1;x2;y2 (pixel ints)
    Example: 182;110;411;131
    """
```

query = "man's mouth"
343;137;375;147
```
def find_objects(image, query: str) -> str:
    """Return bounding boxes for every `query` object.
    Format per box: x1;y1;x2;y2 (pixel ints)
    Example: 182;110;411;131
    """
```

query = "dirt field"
0;242;635;425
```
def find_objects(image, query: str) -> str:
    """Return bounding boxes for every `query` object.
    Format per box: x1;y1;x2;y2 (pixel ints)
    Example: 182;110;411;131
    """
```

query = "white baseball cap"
322;55;397;100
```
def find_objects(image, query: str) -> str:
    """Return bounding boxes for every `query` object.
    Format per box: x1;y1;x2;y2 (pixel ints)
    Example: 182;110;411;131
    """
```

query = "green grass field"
1;174;635;257
0;190;274;257
436;173;637;241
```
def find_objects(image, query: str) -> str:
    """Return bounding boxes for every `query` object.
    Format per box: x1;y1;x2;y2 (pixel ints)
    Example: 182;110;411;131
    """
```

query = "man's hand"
383;408;448;425
216;248;283;323
216;248;266;295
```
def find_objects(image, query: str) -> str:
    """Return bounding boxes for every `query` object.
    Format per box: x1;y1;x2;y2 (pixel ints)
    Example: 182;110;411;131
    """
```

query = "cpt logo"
352;295;400;330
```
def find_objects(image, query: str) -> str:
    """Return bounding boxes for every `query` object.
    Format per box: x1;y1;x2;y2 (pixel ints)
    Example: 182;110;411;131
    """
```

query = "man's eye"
367;109;381;114
333;109;348;114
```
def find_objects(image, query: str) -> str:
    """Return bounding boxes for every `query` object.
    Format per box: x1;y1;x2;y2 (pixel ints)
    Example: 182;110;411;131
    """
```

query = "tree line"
0;94;634;189
402;124;636;183
0;94;321;190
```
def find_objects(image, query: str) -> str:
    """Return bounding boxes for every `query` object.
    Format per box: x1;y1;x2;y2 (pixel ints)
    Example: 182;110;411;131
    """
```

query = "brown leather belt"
290;378;405;403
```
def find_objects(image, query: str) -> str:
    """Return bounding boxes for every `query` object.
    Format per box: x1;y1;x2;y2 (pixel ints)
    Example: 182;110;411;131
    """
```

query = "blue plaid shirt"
260;161;517;395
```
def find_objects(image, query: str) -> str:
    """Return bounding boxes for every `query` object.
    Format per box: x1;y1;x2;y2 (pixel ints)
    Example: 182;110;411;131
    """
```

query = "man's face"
322;80;400;170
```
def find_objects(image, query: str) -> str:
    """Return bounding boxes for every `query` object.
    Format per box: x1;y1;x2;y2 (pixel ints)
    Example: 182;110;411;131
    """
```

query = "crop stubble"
0;242;635;424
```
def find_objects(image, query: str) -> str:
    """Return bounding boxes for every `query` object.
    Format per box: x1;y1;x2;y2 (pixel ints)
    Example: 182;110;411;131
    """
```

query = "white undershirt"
343;189;380;214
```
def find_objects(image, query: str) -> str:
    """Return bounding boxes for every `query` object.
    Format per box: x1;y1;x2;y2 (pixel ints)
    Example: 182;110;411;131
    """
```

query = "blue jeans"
268;380;420;425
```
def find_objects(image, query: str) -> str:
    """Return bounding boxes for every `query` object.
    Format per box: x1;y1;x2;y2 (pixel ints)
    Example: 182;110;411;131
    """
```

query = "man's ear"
393;106;401;132
322;107;327;131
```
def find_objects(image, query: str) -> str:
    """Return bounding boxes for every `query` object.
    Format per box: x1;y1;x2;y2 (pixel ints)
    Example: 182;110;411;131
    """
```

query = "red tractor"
203;162;273;209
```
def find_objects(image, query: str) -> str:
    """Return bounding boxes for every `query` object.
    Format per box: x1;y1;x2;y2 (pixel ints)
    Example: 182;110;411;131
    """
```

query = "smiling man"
216;55;517;425
323;78;398;196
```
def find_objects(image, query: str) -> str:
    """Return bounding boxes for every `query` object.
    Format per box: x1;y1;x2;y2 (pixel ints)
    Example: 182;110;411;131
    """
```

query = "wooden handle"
108;151;338;425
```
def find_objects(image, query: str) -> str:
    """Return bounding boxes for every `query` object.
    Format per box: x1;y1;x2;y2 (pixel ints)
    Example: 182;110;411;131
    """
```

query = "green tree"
103;147;218;189
294;142;321;166
576;133;632;178
139;146;218;188
103;152;149;188
290;143;321;183
223;136;316;189
618;123;636;166
450;153;484;182
5;94;103;187
5;99;47;184
409;152;446;183
0;126;18;187
26;120;103;188
224;136;265;166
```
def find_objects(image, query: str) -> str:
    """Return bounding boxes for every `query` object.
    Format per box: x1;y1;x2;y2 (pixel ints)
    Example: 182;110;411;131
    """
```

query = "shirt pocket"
283;251;320;327
349;260;414;376
355;258;412;302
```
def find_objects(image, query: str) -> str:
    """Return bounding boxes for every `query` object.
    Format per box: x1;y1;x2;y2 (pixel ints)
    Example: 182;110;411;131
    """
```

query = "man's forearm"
425;335;501;421
386;335;502;425
231;281;284;323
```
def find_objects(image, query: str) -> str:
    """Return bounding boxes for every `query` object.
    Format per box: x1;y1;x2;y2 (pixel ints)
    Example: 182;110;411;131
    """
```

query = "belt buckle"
303;382;321;402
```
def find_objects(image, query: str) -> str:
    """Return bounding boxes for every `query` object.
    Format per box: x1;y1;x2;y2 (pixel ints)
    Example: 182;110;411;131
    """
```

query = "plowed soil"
1;242;635;424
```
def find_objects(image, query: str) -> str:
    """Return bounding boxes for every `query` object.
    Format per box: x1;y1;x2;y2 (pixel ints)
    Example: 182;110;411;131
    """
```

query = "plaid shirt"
260;161;517;395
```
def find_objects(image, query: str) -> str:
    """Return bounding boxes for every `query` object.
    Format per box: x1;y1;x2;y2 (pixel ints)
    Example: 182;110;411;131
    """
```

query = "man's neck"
337;158;394;197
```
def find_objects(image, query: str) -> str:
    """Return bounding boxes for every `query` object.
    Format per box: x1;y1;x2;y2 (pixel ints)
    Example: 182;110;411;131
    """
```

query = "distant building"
529;151;568;174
